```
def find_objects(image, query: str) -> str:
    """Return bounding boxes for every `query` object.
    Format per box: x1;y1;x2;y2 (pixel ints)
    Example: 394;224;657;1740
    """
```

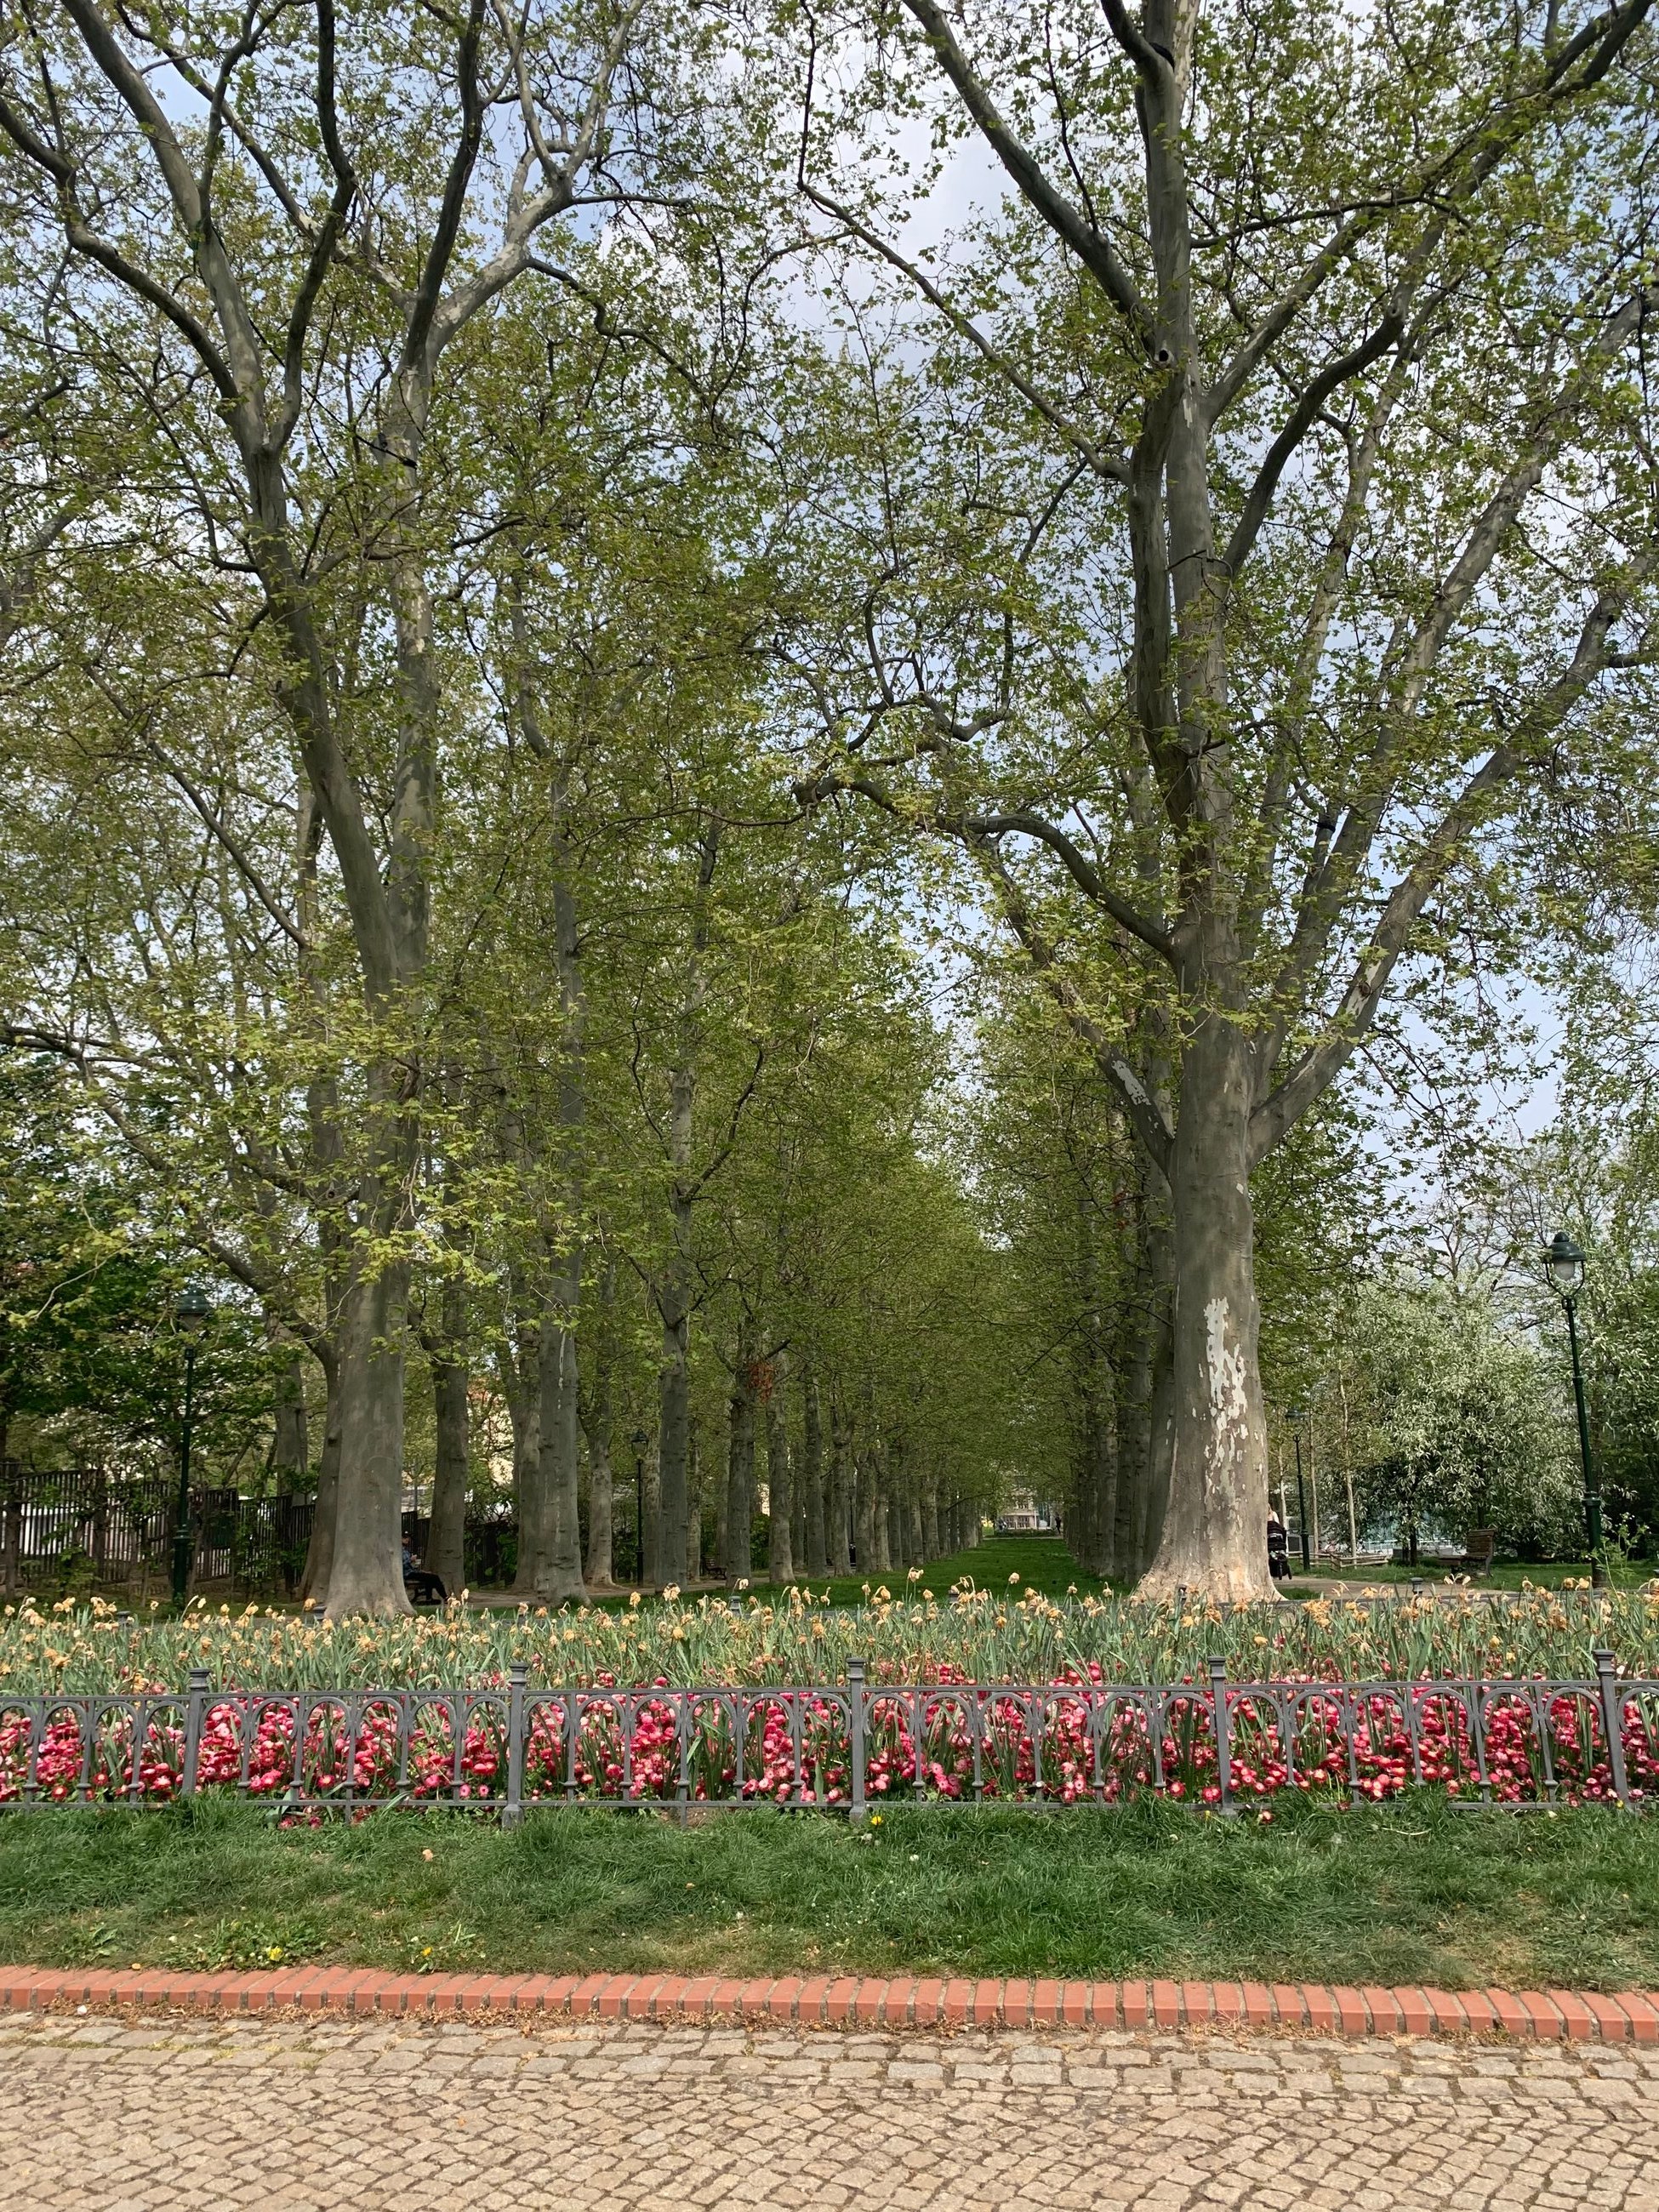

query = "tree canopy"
2;0;1656;1607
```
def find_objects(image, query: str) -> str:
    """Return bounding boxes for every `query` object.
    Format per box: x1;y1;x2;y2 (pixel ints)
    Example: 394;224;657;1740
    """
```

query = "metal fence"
0;1465;313;1600
3;1655;1653;1820
3;1467;526;1601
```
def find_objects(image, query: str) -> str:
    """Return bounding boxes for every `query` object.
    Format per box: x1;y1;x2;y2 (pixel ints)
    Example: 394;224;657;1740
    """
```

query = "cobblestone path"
2;2010;1655;2209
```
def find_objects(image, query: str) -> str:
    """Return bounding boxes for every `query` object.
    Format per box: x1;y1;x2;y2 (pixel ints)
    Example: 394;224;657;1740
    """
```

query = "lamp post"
170;1286;211;1611
1547;1232;1605;1590
630;1428;647;1587
1288;1405;1311;1573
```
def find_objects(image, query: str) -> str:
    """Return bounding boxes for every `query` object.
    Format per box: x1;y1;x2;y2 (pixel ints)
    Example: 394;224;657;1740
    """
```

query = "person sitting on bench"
402;1536;447;1606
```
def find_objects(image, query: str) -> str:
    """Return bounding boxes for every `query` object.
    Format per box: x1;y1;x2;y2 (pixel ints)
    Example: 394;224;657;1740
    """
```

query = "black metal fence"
0;1465;312;1600
3;1655;1653;1819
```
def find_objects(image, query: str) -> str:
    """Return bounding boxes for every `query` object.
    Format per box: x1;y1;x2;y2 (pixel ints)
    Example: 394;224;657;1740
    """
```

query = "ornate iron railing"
3;1654;1652;1821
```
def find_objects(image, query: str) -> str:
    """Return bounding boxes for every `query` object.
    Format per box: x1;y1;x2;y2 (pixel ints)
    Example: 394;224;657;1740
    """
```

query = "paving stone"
0;2015;1648;2207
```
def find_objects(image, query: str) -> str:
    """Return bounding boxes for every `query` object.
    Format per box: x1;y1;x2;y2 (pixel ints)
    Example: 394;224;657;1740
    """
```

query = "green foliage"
1340;1284;1580;1556
2;0;1656;1600
0;1053;276;1476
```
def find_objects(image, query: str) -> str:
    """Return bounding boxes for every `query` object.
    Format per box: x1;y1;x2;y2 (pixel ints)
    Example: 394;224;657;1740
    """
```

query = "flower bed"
4;1579;1659;1700
4;1659;1656;1816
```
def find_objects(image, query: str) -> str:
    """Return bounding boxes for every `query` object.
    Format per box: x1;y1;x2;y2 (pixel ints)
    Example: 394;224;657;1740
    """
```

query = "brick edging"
3;1969;1656;2041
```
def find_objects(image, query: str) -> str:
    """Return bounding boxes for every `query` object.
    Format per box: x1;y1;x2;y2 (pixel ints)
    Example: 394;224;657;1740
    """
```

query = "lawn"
2;1793;1656;1993
811;1533;1099;1605
487;1531;1097;1610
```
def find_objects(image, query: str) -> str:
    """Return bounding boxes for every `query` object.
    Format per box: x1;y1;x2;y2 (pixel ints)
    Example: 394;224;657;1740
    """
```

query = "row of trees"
3;0;1657;1605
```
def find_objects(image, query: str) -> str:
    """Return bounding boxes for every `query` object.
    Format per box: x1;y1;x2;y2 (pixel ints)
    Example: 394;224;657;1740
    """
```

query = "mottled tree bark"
766;1354;794;1584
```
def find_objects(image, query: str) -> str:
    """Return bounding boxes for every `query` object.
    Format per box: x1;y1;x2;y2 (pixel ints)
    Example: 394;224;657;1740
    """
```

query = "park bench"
1458;1528;1497;1577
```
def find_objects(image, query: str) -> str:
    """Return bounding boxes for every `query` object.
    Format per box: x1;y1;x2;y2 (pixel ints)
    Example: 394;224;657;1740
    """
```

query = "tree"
0;0;708;1610
779;0;1659;1593
1342;1282;1578;1558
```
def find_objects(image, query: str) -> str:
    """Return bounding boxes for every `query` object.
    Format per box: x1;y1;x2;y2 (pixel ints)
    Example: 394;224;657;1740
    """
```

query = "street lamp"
170;1286;211;1611
1546;1232;1605;1590
630;1428;647;1587
1288;1405;1311;1573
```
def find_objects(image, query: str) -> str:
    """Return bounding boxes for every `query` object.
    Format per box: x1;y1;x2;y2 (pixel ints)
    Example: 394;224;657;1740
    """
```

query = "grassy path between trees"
3;1794;1656;1993
800;1534;1100;1607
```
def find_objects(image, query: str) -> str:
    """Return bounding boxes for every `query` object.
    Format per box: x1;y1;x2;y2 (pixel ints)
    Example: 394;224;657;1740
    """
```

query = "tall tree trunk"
512;1353;549;1597
657;1251;690;1592
0;1410;18;1599
654;825;721;1589
656;1162;693;1592
828;1394;853;1574
322;382;438;1616
641;1433;663;1588
504;1331;540;1596
322;1256;411;1616
801;1367;829;1576
853;1450;876;1577
427;1267;469;1596
790;1431;807;1573
527;1274;586;1605
583;1267;615;1588
1112;1150;1173;1582
271;1343;309;1491
297;1349;342;1605
527;861;589;1607
725;1348;757;1584
921;1472;940;1564
1138;1022;1271;1600
868;1455;893;1574
713;1414;729;1586
766;1354;794;1585
686;1419;702;1584
585;1420;613;1590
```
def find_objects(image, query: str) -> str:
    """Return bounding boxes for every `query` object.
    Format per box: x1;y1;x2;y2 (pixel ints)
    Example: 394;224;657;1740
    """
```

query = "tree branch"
971;838;1175;1174
795;174;1130;487
898;0;1154;349
1251;559;1656;1161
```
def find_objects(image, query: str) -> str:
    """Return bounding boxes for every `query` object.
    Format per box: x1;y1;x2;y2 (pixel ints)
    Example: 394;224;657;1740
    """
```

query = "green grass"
3;1793;1657;1991
809;1534;1100;1607
600;1531;1097;1608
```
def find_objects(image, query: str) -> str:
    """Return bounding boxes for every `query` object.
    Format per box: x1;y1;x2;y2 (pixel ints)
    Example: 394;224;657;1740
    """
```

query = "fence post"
504;1661;527;1829
182;1666;210;1799
1594;1650;1633;1810
848;1656;867;1826
1207;1656;1236;1816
